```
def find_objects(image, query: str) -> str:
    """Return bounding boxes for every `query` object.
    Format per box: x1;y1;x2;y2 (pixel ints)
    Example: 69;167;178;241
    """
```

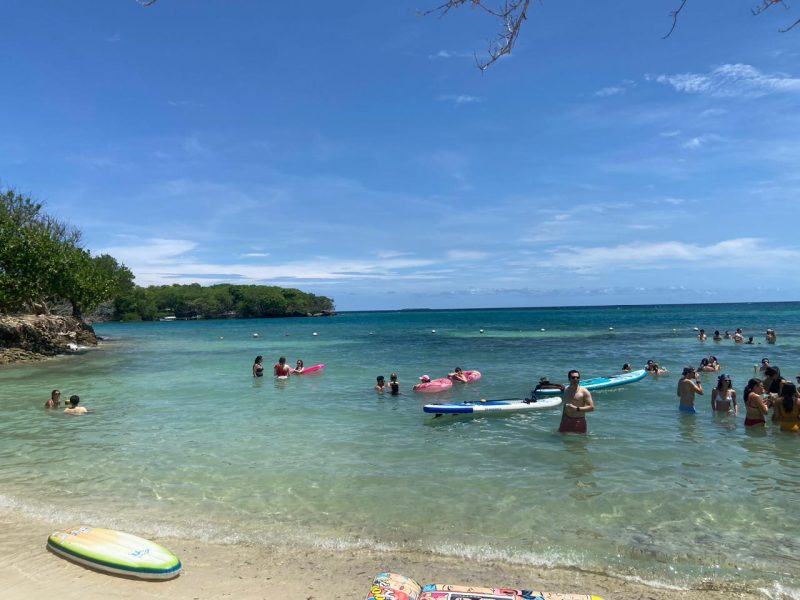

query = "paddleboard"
423;396;562;415
366;572;604;600
534;369;648;396
47;526;182;580
291;363;325;374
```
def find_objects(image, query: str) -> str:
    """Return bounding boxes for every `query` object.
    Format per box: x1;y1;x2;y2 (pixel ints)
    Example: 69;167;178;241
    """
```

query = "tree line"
114;283;334;321
0;187;334;321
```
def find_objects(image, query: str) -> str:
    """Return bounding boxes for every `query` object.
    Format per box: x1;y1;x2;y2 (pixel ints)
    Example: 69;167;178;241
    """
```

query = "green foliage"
114;283;334;321
1;186;334;321
0;187;133;317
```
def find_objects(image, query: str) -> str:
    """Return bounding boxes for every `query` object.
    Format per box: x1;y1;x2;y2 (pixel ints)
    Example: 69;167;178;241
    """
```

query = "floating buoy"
540;328;546;332
253;333;259;338
609;327;614;331
431;329;436;333
312;332;318;336
479;329;484;333
693;327;699;331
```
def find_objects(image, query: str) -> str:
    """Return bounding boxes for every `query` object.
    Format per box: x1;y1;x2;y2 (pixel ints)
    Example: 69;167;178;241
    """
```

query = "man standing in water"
559;370;594;434
677;366;703;413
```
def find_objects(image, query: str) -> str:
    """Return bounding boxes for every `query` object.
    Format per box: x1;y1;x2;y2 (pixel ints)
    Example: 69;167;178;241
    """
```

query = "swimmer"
743;379;768;427
711;374;737;415
389;372;400;395
766;328;777;344
252;355;264;378
448;367;469;383
756;357;770;373
745;336;755;345
375;375;386;392
558;370;593;434
712;330;722;341
697;329;707;342
775;383;800;432
677;367;703;414
274;356;291;377
293;359;305;374
64;395;91;415
44;389;61;409
621;363;632;372
733;328;744;343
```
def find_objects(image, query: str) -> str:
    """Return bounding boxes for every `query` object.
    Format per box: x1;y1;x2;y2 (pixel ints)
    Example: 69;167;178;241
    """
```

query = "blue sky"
3;1;800;311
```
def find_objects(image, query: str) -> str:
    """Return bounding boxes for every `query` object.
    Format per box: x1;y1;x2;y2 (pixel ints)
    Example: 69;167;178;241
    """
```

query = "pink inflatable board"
292;363;325;375
449;370;481;382
365;572;604;600
413;378;453;393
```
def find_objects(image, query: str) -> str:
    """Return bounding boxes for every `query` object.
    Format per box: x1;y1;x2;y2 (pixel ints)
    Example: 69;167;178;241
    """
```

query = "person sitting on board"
45;389;61;409
252;355;264;377
375;375;386;393
558;370;594;434
448;367;469;383
533;375;565;395
64;395;91;415
274;356;291;377
293;359;305;374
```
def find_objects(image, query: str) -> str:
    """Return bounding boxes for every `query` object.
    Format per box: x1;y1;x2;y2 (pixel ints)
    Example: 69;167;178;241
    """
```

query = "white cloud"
595;86;625;97
104;33;121;43
437;94;485;105
242;252;269;257
446;250;489;261
655;63;800;98
543;238;800;272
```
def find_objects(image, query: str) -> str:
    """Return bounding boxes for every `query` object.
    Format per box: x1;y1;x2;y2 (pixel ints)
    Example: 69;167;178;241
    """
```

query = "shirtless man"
677;367;703;414
558;370;594;434
64;395;91;415
448;367;469;383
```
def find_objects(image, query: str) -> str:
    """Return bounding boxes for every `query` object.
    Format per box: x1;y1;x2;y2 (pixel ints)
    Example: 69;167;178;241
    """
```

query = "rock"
0;314;98;364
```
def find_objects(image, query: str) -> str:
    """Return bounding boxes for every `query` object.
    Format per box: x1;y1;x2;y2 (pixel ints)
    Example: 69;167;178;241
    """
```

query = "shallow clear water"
2;303;800;596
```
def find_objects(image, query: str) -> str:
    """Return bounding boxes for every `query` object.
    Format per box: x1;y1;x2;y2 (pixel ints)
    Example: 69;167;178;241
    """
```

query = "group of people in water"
697;327;776;345
677;363;800;431
252;355;305;377
43;389;91;415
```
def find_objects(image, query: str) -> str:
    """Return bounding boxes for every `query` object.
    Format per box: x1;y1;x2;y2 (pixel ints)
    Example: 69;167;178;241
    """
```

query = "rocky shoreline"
0;314;98;365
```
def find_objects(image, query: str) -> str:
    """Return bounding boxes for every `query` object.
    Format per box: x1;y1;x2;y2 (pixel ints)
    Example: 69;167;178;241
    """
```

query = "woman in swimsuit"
743;379;769;427
44;389;61;409
252;355;264;377
293;359;305;374
775;383;800;432
274;356;291;377
711;374;737;415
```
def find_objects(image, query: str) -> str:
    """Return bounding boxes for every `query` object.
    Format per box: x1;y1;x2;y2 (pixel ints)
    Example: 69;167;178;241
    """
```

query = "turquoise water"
2;303;800;597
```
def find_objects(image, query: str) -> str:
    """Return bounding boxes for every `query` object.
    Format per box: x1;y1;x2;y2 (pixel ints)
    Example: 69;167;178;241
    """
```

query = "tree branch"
425;0;532;71
663;0;689;39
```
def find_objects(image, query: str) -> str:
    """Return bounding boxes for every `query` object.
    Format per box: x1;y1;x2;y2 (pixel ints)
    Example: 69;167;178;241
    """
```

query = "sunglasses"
569;375;581;380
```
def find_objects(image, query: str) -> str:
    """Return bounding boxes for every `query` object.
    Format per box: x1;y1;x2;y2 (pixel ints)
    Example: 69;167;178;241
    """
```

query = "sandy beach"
1;511;762;600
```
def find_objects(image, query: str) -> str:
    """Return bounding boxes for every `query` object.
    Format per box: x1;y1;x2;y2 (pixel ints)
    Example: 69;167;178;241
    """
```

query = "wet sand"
1;511;762;600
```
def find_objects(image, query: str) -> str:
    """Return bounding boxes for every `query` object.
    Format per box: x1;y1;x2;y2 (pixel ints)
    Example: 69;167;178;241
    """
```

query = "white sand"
1;511;761;599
